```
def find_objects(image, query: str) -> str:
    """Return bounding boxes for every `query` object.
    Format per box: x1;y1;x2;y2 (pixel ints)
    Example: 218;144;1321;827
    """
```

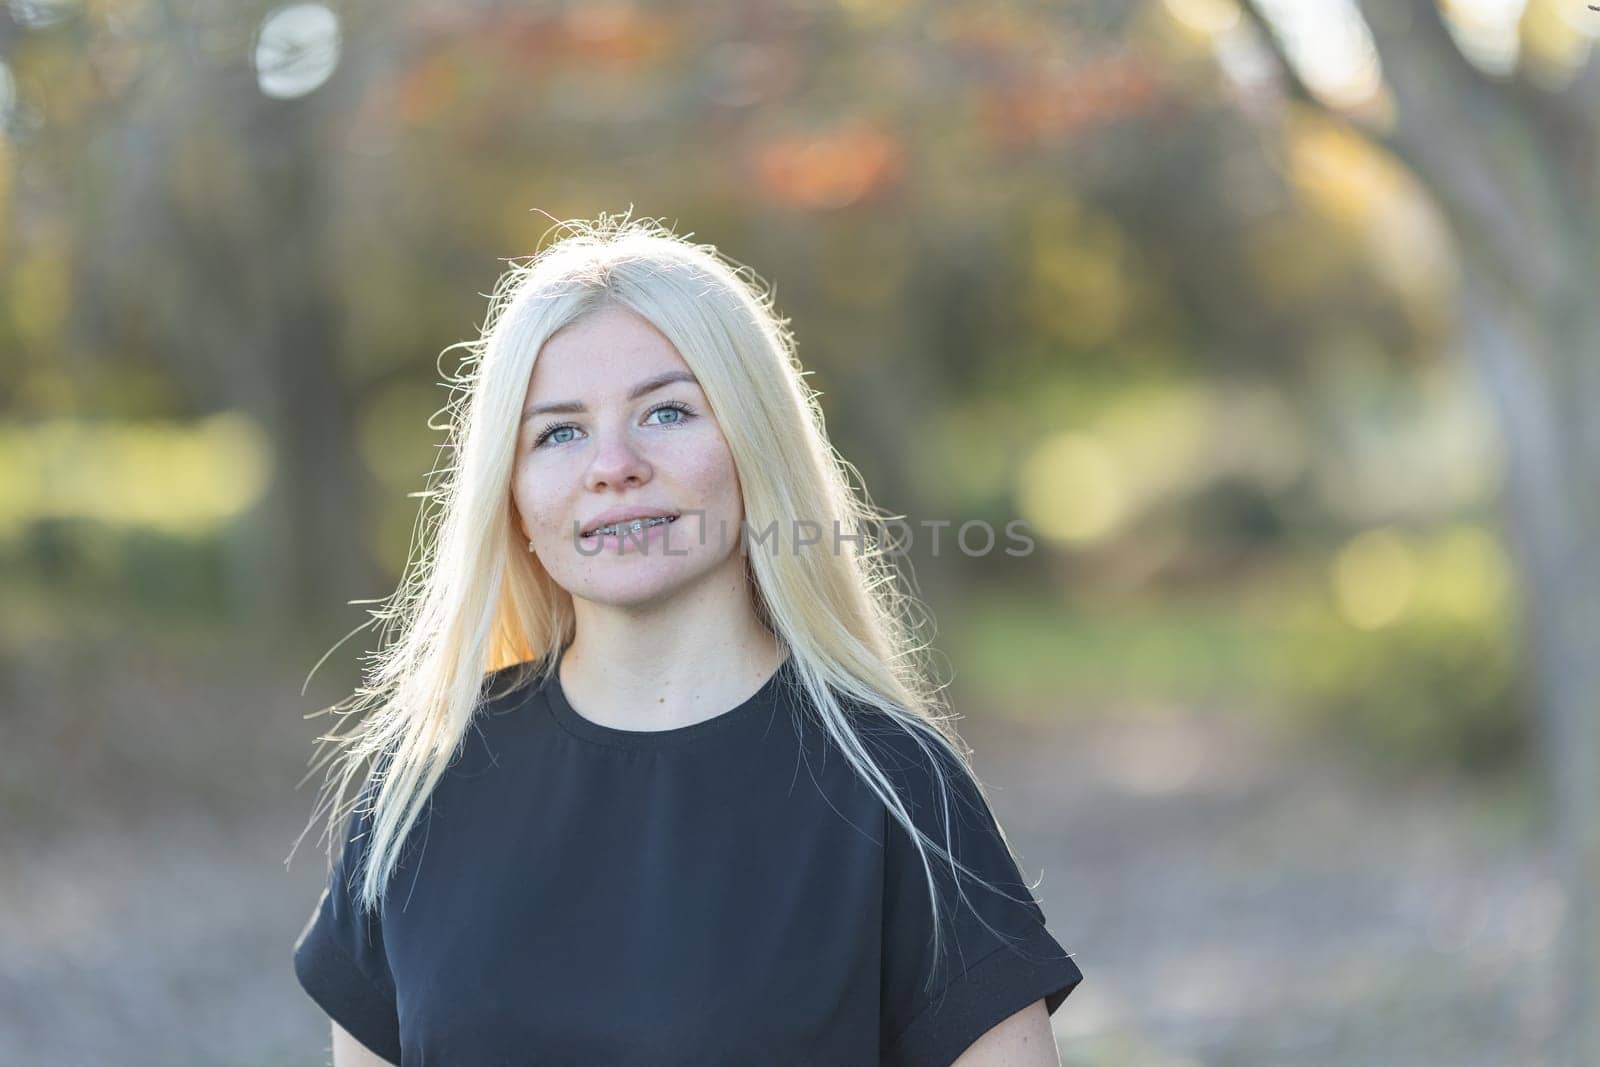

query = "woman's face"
512;304;746;609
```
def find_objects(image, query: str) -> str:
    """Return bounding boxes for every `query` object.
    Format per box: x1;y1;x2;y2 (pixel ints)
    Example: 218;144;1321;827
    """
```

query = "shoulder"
481;656;552;707
472;657;555;731
433;659;552;780
840;701;1038;915
804;694;995;850
853;706;982;808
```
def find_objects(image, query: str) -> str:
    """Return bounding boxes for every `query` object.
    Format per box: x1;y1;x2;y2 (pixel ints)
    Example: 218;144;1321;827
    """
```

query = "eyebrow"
521;371;701;423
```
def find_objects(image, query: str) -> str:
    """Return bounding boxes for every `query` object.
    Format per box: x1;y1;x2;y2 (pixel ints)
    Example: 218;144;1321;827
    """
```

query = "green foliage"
3;519;231;620
947;578;1523;781
1275;611;1522;778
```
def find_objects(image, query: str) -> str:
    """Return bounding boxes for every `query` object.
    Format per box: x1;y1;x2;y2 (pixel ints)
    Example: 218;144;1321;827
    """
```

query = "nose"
583;429;653;492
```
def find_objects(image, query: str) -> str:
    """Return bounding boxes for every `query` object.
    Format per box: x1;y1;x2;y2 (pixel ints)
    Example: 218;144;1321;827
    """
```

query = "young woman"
291;213;1083;1066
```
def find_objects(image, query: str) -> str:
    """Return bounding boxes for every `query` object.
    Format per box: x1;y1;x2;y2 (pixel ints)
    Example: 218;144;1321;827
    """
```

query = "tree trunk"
1239;0;1600;1053
1458;266;1600;1062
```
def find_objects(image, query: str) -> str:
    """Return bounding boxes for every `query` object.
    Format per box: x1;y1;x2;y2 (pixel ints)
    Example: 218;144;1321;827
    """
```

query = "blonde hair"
294;209;1036;992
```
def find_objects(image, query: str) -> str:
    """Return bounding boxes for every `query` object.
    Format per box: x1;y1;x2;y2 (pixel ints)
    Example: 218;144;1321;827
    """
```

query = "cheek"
704;447;745;521
682;438;741;508
510;460;560;532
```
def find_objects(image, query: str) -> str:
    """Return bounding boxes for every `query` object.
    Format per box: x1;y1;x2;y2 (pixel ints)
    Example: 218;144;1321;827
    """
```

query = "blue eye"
647;401;695;426
531;401;696;449
533;423;579;448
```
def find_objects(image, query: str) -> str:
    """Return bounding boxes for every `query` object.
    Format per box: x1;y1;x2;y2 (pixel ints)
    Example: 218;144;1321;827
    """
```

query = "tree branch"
1238;0;1576;305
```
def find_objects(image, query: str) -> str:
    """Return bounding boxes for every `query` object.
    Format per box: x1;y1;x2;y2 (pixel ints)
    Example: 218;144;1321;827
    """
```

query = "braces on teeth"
590;516;675;537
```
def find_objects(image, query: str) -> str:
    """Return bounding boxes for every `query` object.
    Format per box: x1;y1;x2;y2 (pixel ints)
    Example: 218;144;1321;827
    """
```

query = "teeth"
589;515;675;537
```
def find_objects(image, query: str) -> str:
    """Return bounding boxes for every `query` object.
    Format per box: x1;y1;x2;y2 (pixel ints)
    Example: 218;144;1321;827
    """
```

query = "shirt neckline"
543;651;795;750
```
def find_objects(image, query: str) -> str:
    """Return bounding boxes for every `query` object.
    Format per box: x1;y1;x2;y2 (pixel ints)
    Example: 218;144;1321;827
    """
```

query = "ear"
507;486;529;540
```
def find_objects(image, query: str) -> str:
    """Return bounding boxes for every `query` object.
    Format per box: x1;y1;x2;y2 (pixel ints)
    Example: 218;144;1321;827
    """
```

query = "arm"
951;998;1060;1067
332;1019;399;1067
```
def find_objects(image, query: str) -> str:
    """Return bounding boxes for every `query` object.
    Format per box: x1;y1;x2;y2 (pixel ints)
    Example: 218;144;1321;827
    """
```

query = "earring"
527;539;536;552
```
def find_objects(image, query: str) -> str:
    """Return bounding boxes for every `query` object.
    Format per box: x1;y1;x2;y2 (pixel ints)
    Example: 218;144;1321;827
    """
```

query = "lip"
579;507;681;539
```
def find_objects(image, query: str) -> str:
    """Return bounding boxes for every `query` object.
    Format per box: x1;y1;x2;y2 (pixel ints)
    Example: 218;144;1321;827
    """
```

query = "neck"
558;559;787;732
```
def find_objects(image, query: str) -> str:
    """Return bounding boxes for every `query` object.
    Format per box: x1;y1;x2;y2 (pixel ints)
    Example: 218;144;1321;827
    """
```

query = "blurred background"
3;0;1598;1064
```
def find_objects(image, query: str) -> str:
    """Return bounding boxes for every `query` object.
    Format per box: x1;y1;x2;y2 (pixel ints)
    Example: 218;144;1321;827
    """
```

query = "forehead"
525;305;692;399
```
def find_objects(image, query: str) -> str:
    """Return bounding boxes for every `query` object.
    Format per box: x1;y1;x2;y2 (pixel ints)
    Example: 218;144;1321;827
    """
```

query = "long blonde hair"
294;210;1036;990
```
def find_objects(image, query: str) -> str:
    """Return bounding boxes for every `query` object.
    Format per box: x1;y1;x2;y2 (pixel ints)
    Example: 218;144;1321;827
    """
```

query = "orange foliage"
979;51;1167;153
750;122;908;211
362;5;680;130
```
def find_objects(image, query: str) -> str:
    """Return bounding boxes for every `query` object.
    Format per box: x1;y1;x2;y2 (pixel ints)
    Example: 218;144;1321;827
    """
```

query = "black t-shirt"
292;654;1082;1065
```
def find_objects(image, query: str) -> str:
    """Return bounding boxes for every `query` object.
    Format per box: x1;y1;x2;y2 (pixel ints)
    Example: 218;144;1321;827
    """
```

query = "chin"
559;556;704;605
573;574;695;611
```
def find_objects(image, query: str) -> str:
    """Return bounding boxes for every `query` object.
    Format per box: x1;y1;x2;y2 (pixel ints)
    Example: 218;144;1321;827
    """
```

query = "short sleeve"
872;722;1084;1066
292;771;403;1065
